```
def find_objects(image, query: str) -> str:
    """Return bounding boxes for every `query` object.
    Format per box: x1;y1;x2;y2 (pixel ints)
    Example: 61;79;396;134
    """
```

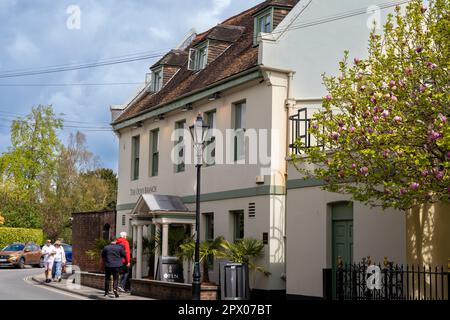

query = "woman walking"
53;241;66;282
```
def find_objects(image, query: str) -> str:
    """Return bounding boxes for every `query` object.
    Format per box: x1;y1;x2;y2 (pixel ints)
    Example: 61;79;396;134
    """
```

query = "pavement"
31;273;152;300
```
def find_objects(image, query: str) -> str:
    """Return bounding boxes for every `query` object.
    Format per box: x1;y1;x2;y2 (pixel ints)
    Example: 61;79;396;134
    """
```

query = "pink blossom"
351;163;357;169
382;150;390;158
389;80;396;87
390;95;398;102
381;110;390;118
421;5;427;13
435;171;444;181
354;58;361;65
384;93;391;100
367;127;374;134
420;84;427;93
370;96;377;104
438;113;447;123
359;167;369;175
410;182;420;190
405;67;413;76
429;131;441;140
373;116;379;123
427;62;437;70
330;132;340;140
416;47;423;53
325;95;332;101
421;170;430;177
394;116;402;123
360;85;366;92
348;127;356;133
400;188;408;195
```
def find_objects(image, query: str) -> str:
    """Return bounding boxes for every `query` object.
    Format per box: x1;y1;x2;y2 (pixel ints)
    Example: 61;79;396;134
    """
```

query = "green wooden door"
331;202;353;299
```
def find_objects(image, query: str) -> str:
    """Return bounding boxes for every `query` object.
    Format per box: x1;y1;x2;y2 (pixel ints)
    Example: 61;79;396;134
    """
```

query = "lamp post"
189;114;210;300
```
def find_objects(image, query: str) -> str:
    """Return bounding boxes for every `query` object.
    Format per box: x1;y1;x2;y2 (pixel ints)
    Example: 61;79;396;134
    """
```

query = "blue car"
61;243;72;264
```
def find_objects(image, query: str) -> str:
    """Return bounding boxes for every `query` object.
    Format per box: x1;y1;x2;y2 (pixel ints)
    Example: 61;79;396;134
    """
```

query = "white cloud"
189;0;232;31
6;34;40;61
0;0;16;14
148;27;173;42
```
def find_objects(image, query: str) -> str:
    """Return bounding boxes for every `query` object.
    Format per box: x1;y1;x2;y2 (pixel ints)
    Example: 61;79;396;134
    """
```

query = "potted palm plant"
178;236;224;284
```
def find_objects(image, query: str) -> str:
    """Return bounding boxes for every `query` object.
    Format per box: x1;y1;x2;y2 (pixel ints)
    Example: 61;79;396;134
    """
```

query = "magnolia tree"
293;0;449;210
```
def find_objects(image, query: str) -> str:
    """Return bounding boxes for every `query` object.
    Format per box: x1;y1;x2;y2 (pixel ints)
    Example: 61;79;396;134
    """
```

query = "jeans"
105;267;120;294
53;261;62;279
120;265;129;289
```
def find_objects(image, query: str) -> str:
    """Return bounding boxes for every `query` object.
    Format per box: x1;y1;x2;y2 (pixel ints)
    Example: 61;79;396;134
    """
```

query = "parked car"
0;242;42;269
61;243;72;264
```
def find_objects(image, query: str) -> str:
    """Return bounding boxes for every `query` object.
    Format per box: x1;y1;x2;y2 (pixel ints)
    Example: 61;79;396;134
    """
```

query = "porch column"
154;224;161;279
136;225;143;279
162;223;169;257
132;225;137;277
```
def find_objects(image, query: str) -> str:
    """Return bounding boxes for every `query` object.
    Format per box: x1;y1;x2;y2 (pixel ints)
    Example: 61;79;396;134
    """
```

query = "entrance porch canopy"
130;194;195;280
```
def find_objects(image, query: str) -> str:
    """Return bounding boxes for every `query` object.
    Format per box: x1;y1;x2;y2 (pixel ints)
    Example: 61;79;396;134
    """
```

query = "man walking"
116;232;131;292
101;238;126;298
41;240;56;283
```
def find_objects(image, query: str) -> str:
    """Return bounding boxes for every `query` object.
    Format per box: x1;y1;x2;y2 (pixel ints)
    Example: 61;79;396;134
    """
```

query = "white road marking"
23;276;89;300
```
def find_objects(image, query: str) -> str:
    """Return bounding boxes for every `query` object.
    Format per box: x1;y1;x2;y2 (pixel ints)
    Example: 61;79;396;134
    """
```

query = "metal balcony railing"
289;107;323;154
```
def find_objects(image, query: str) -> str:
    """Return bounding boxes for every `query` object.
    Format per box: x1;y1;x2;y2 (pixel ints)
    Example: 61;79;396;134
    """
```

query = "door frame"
329;201;353;299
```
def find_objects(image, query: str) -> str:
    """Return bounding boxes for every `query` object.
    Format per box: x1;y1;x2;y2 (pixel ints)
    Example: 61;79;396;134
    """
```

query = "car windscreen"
62;245;72;252
2;244;25;251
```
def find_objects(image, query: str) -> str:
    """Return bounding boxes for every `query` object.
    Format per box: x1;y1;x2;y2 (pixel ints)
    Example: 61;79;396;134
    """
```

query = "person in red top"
116;232;131;292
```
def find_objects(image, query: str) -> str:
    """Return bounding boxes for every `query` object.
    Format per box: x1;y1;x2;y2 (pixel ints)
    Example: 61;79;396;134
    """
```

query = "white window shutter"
188;48;196;71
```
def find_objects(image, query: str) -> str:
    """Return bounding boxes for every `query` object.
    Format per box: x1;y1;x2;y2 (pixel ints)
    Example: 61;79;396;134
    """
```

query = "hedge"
0;227;44;250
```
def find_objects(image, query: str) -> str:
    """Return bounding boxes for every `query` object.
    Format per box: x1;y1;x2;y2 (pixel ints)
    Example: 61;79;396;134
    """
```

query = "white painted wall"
286;186;406;297
260;0;398;98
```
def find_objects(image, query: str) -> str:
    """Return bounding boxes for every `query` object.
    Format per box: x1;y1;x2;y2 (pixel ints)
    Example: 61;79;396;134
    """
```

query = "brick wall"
79;272;105;291
131;279;219;300
72;210;116;272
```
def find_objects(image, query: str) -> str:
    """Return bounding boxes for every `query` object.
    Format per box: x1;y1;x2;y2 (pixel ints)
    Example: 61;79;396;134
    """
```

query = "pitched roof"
114;0;298;125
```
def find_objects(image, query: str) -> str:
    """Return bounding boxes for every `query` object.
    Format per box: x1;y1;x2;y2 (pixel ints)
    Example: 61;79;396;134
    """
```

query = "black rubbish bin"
220;262;249;300
156;256;184;283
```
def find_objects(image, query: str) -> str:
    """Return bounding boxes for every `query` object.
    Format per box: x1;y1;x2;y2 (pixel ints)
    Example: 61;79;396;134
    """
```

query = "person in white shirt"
41;240;56;283
52;241;66;282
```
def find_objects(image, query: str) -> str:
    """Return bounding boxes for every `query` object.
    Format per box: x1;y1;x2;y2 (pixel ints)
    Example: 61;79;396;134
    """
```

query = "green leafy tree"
41;132;112;239
293;0;449;210
0;105;62;228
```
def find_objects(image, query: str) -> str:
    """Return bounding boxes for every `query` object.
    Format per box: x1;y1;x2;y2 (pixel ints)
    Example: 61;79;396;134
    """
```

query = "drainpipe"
284;71;295;284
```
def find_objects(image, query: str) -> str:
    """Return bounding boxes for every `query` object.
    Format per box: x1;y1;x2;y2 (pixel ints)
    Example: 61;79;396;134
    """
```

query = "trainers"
113;290;119;298
117;287;125;293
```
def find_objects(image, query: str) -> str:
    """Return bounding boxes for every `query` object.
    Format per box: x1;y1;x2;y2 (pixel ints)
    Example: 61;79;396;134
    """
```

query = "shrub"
0;227;44;249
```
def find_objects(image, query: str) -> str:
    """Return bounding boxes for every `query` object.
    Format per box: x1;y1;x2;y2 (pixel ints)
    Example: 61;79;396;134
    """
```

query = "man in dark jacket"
101;239;126;298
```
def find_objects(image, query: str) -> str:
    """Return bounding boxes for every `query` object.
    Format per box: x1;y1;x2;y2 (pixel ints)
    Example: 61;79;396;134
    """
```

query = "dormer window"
253;7;273;45
151;67;163;92
188;42;208;71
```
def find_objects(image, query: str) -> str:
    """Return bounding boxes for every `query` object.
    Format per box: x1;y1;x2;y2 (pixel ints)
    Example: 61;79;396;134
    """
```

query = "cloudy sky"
0;0;261;171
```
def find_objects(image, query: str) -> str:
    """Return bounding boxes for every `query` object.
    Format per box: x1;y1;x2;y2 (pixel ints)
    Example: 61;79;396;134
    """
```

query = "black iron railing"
336;261;449;300
289;107;323;154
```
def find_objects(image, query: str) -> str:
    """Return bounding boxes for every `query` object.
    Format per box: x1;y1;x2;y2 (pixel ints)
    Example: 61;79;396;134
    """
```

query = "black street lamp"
189;114;210;300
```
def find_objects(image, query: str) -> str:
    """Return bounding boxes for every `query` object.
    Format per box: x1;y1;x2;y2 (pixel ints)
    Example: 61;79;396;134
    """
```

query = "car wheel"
17;257;25;269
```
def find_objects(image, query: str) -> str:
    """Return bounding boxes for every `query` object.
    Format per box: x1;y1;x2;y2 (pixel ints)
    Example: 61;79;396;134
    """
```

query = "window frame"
233;101;246;162
150;128;160;177
232;210;245;243
189;41;209;71
131;135;140;181
151;66;164;92
204;109;217;167
174;119;186;173
253;7;274;45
